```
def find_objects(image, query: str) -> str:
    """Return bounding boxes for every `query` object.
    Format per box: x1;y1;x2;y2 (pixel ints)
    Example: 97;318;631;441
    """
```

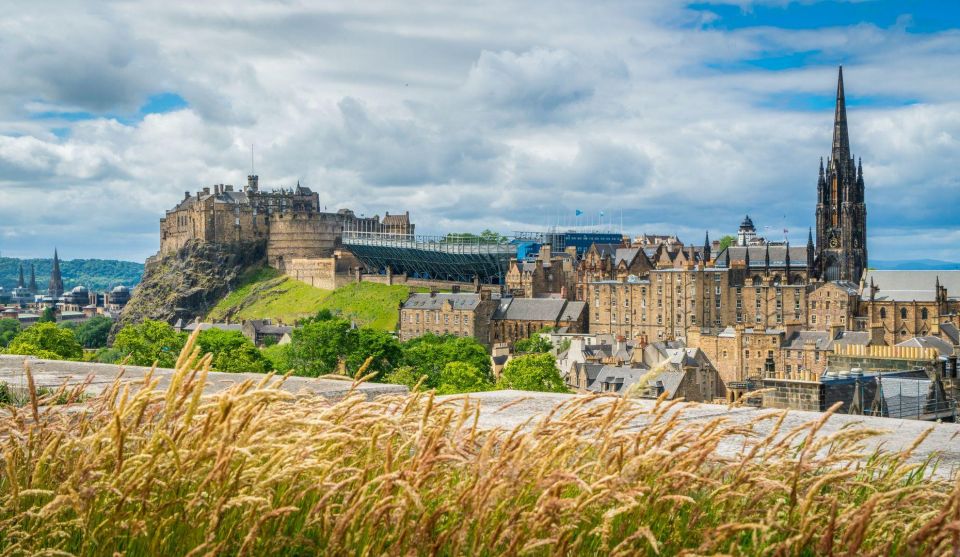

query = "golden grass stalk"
0;338;958;556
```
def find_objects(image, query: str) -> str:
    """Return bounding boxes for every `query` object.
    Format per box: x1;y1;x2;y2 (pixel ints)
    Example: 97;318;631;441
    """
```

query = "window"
900;308;907;320
921;308;928;320
880;308;887;319
811;315;817;324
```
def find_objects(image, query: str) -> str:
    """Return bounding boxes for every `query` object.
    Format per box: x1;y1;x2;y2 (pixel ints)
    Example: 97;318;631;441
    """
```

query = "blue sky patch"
139;92;188;115
759;91;919;112
687;1;960;33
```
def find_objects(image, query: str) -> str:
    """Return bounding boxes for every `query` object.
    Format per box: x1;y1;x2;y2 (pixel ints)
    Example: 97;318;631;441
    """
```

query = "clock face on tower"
830;235;840;248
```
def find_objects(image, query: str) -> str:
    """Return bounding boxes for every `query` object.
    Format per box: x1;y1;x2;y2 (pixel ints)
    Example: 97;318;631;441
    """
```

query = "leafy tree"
383;366;425;390
94;347;124;364
0;318;20;348
113;320;186;368
496;353;567;393
38;307;56;323
261;343;292;373
436;361;493;395
717;235;736;253
73;316;113;349
288;318;356;377
196;329;271;373
514;334;553;355
7;322;83;360
400;334;491;388
345;328;401;380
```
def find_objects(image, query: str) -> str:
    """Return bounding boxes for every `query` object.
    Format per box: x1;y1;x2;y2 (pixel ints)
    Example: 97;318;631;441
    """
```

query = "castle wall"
266;213;342;271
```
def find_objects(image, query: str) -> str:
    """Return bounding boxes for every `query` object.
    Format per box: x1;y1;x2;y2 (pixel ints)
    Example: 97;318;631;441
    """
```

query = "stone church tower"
815;66;867;282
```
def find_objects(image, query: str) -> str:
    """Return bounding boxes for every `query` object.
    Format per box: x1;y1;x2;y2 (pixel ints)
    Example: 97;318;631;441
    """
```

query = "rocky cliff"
118;240;266;328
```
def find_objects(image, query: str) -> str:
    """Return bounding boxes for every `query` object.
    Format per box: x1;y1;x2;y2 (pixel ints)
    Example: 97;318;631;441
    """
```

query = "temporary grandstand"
342;231;517;284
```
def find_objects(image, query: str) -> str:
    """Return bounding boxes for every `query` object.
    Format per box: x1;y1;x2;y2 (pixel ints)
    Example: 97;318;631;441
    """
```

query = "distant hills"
0;257;143;292
870;260;960;271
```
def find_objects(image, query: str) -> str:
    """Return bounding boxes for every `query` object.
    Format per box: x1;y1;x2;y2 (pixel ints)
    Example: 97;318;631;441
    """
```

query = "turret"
246;174;259;192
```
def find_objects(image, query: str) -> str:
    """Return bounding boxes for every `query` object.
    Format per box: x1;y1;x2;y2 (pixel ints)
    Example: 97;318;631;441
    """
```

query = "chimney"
184;191;191;200
429;287;438;298
247;175;259;191
225;185;233;192
202;187;210;195
451;285;460;294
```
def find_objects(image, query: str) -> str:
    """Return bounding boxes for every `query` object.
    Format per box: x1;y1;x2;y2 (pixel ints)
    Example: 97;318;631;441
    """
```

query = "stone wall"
266;213;342;270
762;379;823;412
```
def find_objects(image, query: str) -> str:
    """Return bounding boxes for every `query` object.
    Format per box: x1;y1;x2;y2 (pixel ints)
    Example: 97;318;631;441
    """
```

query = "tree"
73;316;113;349
38;307;56;323
717;235;736;253
436;361;493;395
7;322;83;360
513;334;553;355
288;317;356;376
496;353;567;393
345;328;402;380
0;318;20;348
383;366;426;390
196;329;271;373
112;320;186;368
261;343;292;373
400;334;492;389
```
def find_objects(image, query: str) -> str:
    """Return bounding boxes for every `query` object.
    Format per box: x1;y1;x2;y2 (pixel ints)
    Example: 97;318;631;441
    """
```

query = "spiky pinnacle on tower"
48;249;64;298
815;66;867;282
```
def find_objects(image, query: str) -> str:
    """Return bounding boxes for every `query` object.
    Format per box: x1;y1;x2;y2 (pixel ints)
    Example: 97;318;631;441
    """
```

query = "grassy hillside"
0;257;143;291
206;267;412;329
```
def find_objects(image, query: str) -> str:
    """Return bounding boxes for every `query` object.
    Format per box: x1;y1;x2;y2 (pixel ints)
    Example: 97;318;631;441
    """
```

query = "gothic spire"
784;242;791;276
744;245;751;269
807;227;814;249
703;231;711;263
764;242;770;273
17;263;25;289
29;264;37;293
832;66;851;167
48;248;64;298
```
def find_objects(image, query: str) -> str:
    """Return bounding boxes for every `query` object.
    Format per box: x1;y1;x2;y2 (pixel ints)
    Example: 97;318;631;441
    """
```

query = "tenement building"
398;290;498;345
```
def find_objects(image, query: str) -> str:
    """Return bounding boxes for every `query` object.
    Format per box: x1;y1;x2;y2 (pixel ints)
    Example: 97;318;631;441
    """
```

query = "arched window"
921;308;928;320
880;308;886;319
900;308;907;320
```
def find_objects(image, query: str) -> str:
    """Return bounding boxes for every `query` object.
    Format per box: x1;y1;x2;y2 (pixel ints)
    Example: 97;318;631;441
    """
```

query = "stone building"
504;245;576;299
576;243;652;300
398;290;498;345
859;270;960;345
489;297;587;346
159;175;410;276
806;281;859;330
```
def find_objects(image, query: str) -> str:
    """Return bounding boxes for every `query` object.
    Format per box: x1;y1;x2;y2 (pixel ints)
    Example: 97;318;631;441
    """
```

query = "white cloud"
0;0;957;264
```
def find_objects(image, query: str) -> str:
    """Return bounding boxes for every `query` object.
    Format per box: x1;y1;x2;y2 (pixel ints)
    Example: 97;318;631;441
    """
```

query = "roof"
862;270;960;302
402;293;483;311
382;213;410;225
941;323;960;345
897;336;955;357
183;323;244;333
493;298;569;322
558;301;586;322
782;330;871;351
714;245;809;269
875;377;939;419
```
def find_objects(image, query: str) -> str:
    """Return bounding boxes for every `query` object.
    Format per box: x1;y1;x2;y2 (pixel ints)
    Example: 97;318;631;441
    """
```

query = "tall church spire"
832;66;850;166
17;263;25;289
29;264;37;293
48;249;64;298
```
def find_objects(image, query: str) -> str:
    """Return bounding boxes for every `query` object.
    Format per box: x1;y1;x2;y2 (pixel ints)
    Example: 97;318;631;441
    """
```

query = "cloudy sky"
1;0;959;263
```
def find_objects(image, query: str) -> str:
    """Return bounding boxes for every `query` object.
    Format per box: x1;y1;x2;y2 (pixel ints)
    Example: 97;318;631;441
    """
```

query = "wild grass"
1;330;959;555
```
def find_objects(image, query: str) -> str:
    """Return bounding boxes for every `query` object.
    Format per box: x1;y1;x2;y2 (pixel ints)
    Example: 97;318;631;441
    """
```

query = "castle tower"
815;66;867;282
48;249;64;298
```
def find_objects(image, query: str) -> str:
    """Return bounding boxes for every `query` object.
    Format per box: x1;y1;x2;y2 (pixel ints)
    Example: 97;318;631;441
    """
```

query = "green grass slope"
206;267;411;329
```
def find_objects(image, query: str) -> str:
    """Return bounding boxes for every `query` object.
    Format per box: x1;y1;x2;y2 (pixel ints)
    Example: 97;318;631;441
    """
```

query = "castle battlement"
159;176;414;273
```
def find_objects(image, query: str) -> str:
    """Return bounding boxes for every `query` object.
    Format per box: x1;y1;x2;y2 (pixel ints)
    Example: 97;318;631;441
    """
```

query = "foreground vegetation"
0;332;957;555
206;268;413;329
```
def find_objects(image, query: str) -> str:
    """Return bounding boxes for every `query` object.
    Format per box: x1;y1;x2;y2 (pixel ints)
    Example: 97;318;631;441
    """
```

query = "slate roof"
587;365;651;393
714;245;809;269
896;336;955;357
862;270;960;302
493;298;570;322
402;293;482;311
783;330;871;351
875;378;938;419
183;323;244;333
646;370;686;398
941;323;960;345
558;301;586;322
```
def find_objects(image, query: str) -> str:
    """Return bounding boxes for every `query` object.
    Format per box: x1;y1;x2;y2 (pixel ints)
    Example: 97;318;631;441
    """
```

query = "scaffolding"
342;230;517;284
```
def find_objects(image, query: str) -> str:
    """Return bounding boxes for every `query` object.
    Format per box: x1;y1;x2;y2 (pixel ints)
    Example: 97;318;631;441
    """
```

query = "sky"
1;0;959;263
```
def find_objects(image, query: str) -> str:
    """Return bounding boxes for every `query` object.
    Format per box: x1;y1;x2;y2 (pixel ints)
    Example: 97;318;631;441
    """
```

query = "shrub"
496;353;567;393
112;319;185;368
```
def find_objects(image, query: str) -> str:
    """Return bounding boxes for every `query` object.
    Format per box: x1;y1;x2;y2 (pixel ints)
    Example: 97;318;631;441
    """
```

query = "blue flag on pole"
575;209;583;216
